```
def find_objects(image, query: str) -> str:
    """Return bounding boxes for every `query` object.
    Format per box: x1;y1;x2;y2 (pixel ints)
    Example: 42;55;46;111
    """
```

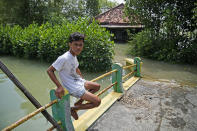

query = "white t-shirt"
52;51;86;95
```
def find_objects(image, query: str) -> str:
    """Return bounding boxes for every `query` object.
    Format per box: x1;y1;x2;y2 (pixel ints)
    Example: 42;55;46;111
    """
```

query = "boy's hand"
55;86;65;99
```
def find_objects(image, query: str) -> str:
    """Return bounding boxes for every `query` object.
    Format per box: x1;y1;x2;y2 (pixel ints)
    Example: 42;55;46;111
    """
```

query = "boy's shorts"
70;86;86;98
67;78;86;98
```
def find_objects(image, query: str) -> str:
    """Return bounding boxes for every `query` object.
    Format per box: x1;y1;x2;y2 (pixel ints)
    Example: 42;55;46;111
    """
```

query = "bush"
0;18;114;72
0;25;13;55
128;29;197;64
129;29;159;57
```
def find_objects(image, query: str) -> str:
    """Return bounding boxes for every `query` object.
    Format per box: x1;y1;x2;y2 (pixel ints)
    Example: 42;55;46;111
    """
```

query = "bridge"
1;57;141;131
1;57;197;131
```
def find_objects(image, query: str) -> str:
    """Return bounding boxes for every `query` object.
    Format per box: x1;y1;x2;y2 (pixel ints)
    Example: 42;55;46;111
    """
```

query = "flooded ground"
114;43;197;87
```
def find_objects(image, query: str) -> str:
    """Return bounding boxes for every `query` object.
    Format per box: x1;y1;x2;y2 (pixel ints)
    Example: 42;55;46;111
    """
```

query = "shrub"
128;29;197;64
129;29;158;57
0;25;14;55
0;18;114;72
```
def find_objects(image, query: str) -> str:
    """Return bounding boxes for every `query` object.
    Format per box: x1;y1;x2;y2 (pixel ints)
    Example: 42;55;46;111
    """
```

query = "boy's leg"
84;81;100;93
74;81;100;106
71;91;101;120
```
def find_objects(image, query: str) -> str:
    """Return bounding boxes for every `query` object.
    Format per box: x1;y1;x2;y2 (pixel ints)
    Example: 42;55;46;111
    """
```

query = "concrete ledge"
73;92;123;131
123;76;140;91
125;58;134;64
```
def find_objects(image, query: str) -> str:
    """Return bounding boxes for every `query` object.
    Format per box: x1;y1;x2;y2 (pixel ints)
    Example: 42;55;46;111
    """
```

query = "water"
114;43;197;87
140;58;197;87
1;43;197;130
0;56;111;130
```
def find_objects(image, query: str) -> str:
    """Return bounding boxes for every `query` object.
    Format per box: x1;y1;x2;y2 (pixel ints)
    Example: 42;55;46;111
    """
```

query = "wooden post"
134;57;141;77
112;63;123;93
50;89;74;131
0;60;62;131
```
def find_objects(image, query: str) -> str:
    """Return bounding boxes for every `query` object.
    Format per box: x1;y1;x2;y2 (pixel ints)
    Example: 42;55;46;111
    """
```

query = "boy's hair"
69;32;85;43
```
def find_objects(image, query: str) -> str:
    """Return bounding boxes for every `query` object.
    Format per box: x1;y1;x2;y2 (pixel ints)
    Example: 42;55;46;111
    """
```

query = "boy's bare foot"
74;99;84;106
71;108;78;120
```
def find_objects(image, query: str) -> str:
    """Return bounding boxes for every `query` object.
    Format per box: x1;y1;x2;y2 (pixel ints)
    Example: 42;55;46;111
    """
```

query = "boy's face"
69;40;84;56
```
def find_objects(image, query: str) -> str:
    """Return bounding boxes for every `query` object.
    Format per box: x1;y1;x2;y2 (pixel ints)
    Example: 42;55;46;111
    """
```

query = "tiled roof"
95;4;130;25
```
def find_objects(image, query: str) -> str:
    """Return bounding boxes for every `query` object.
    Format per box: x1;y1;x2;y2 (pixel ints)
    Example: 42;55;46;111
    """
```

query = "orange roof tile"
95;4;130;25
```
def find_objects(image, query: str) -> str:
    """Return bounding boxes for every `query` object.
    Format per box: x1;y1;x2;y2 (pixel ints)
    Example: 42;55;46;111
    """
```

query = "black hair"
69;32;85;43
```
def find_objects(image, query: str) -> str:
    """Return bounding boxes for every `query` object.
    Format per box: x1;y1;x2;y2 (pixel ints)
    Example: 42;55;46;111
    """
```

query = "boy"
47;32;101;120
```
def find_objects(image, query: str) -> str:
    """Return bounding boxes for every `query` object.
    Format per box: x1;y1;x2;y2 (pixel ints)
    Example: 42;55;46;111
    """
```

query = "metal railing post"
50;90;74;131
134;57;141;77
112;63;123;93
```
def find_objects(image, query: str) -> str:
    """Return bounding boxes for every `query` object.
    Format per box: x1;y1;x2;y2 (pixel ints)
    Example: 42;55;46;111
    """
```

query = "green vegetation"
0;0;118;26
0;18;114;72
99;0;118;11
125;0;197;64
0;0;119;72
87;0;100;17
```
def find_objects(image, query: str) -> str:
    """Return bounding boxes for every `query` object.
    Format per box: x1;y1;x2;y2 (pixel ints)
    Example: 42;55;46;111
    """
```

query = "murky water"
0;56;111;131
114;43;197;87
0;43;197;130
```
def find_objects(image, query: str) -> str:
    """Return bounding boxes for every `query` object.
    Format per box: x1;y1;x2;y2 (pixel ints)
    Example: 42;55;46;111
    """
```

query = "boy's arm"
47;66;64;98
76;68;83;78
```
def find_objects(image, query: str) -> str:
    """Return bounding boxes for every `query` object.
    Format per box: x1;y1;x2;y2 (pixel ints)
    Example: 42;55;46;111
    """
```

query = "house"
95;3;143;42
